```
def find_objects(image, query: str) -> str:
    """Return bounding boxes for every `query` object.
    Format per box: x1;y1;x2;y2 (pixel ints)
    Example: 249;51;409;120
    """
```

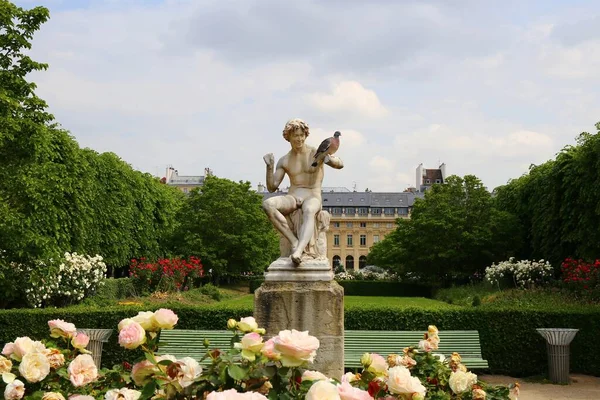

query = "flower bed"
0;312;517;399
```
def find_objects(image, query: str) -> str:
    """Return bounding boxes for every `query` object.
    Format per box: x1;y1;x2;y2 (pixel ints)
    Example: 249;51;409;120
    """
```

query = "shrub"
485;258;553;289
93;278;138;301
200;283;222;301
338;281;437;297
561;258;600;300
129;256;203;293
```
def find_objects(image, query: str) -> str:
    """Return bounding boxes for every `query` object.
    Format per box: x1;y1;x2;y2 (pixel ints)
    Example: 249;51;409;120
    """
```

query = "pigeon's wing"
314;137;332;156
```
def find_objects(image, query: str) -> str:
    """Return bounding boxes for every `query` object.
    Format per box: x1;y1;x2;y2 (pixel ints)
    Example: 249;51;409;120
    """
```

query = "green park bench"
158;329;489;370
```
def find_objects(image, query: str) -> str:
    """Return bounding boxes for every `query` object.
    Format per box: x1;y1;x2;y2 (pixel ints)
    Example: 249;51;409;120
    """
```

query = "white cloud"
307;81;388;118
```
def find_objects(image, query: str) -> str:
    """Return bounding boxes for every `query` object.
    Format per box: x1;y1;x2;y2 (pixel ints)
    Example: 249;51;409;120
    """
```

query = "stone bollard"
78;328;113;368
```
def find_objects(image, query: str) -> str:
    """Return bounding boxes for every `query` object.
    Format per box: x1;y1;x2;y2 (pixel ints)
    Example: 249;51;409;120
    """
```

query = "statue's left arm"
324;155;344;169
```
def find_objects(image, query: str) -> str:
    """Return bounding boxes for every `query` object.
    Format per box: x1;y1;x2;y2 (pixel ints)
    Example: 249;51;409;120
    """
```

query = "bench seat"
158;329;488;370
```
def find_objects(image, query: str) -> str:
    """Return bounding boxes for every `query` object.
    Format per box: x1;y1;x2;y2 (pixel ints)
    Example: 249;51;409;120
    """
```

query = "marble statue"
262;119;343;265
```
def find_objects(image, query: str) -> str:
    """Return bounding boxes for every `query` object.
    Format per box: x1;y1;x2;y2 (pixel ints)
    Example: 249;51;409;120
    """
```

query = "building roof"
423;169;443;181
263;190;423;207
168;175;205;186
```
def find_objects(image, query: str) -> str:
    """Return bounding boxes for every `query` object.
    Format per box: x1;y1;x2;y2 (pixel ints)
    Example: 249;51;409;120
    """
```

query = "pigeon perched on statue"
311;131;341;167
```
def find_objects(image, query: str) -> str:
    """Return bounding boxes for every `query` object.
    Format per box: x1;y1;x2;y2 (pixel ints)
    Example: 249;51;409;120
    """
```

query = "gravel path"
479;374;600;400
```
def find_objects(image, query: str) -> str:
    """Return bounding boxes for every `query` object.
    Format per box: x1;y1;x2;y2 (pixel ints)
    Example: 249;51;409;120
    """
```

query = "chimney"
257;182;265;192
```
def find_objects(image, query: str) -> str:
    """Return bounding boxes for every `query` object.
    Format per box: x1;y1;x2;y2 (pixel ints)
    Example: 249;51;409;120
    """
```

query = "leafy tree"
368;175;521;282
495;122;600;266
171;176;279;282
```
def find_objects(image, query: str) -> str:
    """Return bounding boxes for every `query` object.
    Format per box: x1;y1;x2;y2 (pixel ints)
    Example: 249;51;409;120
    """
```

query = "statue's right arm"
265;154;285;193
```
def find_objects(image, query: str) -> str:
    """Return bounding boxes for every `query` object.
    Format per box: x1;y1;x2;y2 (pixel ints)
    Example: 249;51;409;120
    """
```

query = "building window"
384;207;394;215
346;222;353;228
333;255;341;270
373;223;379;228
346;255;354;270
373;235;380;243
371;208;381;215
435;179;441;183
347;234;353;246
360;222;366;228
359;255;367;269
386;223;393;228
333;222;340;228
358;207;368;214
332;207;342;214
398;208;408;215
360;234;366;246
334;234;340;247
425;179;431;184
349;198;353;202
346;207;355;215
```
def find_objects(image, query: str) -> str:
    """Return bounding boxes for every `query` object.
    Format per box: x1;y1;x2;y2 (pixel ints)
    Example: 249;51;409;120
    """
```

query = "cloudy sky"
15;0;600;192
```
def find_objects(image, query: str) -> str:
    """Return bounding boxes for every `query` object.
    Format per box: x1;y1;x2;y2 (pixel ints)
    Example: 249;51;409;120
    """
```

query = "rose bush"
1;312;518;399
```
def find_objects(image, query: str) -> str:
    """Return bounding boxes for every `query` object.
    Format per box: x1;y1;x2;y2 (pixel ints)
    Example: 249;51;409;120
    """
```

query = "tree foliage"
494;122;600;266
368;175;521;281
171;176;279;279
0;1;182;271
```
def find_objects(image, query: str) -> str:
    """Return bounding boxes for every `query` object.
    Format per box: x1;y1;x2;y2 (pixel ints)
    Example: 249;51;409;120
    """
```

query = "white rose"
4;379;24;400
386;366;426;396
237;317;259;333
132;311;158;331
19;352;50;383
104;388;141;400
173;357;202;388
305;380;341;400
301;370;329;382
449;370;477;394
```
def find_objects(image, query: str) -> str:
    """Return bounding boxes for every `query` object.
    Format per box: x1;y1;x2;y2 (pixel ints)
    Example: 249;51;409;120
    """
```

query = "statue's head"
282;119;310;142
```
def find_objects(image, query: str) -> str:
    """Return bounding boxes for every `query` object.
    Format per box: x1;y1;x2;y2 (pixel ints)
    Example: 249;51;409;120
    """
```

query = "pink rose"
273;329;319;367
71;333;89;350
153;309;178;330
4;379;25;400
131;355;176;386
48;320;77;339
118;318;135;331
338;381;374;400
234;333;263;361
418;340;433;352
367;354;388;376
305;380;340;400
386;366;426;396
2;343;14;357
400;356;417;368
118;321;146;350
260;339;280;360
67;354;98;387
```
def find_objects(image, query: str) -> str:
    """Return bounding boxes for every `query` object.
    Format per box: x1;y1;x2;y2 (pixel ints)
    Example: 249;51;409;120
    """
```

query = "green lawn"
219;295;457;309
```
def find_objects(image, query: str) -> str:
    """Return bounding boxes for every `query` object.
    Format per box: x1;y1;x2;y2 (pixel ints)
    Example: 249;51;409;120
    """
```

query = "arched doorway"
345;255;354;271
332;255;341;271
359;255;367;269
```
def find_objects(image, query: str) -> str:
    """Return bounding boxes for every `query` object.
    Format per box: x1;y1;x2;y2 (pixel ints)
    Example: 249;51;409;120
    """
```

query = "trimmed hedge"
249;279;437;297
1;305;599;377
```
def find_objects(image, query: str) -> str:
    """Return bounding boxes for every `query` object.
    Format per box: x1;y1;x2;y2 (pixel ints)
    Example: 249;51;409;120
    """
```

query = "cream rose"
400;356;417;368
42;392;66;400
71;333;89;350
237;317;259;333
386;366;426;396
234;333;263;361
67;354;98;387
472;388;486;399
118;321;146;350
44;349;65;369
105;388;142;400
2;343;14;358
367;353;388;376
301;370;329;382
4;379;24;400
48;320;77;339
0;356;12;374
153;309;178;330
12;337;46;361
117;318;135;331
418;340;433;352
172;357;202;388
305;380;341;400
342;372;358;383
131;312;157;331
131;355;176;386
19;352;50;383
260;339;280;361
206;389;267;399
337;381;373;400
272;329;319;367
449;370;477;394
68;396;95;400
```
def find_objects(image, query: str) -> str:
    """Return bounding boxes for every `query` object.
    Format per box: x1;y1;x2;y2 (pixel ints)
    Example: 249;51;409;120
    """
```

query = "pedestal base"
265;257;333;282
254;280;344;379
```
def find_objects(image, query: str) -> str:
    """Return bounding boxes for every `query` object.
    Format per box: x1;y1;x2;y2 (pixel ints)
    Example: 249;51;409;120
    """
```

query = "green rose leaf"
227;364;248;381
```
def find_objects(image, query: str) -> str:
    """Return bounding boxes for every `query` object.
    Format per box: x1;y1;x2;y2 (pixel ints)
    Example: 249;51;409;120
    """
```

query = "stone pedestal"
265;257;333;282
254;280;344;379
